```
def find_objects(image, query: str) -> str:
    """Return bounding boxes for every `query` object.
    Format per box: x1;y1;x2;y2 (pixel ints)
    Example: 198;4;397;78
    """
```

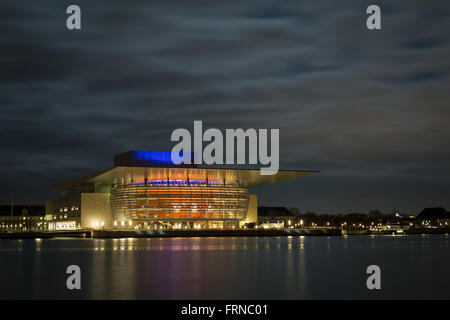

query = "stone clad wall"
244;194;258;225
80;193;113;229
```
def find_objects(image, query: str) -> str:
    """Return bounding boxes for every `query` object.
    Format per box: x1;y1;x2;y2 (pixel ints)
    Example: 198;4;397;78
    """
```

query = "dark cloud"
404;37;443;49
0;0;449;214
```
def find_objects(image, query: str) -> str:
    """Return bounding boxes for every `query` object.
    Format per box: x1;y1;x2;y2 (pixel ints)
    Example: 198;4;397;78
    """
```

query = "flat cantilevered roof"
51;166;319;190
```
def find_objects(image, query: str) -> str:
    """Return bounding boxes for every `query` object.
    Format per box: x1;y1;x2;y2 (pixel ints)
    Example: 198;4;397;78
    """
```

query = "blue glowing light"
133;150;180;165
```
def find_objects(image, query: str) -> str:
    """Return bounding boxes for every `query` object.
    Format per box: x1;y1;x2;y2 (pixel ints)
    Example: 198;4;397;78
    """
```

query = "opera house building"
45;151;318;230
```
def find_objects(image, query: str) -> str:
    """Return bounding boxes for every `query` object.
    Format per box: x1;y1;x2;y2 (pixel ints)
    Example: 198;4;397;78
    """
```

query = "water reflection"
0;235;449;299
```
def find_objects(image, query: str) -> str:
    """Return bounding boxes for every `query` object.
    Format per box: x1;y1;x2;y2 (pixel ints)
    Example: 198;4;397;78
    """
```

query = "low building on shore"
0;205;47;232
257;207;299;229
414;207;450;228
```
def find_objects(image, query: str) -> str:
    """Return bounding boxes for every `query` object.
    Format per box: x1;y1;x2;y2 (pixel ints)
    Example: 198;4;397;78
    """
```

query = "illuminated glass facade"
111;181;249;222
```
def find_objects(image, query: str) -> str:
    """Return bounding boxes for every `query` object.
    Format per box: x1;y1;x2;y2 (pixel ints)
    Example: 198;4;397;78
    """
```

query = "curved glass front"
111;182;249;222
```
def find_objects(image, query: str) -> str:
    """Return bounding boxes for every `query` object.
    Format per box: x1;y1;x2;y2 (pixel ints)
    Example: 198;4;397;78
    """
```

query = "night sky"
1;0;449;215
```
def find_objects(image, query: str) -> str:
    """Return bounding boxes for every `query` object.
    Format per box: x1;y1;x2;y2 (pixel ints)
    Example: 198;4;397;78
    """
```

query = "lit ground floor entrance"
113;220;240;230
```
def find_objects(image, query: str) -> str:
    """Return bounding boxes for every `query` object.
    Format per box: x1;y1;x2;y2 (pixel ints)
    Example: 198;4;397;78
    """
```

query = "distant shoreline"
0;228;449;239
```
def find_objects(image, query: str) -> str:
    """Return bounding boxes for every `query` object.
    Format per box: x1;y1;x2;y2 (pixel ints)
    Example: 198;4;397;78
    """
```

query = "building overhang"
51;166;319;191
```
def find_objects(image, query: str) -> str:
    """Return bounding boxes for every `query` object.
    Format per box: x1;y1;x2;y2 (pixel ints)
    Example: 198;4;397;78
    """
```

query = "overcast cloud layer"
0;0;449;214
